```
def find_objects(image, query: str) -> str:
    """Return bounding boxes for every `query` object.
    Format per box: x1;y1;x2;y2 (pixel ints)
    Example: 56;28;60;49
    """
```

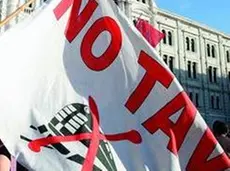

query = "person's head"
213;120;229;136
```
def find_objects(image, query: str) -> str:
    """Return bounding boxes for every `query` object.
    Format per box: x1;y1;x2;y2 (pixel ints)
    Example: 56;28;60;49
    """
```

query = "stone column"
198;28;209;120
177;26;187;87
218;35;229;121
149;0;157;27
176;21;184;82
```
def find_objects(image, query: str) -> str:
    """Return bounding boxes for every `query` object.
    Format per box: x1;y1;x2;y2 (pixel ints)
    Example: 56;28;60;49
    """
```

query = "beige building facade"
1;0;230;125
114;0;230;126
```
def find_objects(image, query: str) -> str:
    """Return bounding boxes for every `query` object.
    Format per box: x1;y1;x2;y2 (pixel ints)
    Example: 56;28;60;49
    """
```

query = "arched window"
29;3;33;8
168;31;172;46
213;67;217;83
189;92;193;101
162;30;167;44
187;61;191;78
207;44;210;57
226;51;230;62
195;93;199;107
169;56;174;72
193;62;197;79
211;45;215;58
208;66;212;82
142;0;146;3
211;95;214;109
191;39;195;52
186;37;190;51
216;96;220;109
163;54;168;64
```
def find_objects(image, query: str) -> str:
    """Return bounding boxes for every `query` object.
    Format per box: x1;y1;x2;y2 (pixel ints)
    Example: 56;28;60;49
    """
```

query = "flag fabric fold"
0;0;229;171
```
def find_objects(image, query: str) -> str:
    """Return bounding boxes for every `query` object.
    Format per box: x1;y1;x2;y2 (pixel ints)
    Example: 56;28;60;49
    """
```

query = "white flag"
0;0;229;170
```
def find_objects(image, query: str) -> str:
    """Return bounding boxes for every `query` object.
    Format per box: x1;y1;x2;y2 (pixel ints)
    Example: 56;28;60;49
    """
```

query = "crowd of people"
0;140;11;171
212;120;230;157
0;120;230;170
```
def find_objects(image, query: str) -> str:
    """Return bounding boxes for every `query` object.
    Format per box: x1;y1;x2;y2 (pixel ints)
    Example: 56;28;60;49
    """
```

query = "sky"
156;0;230;35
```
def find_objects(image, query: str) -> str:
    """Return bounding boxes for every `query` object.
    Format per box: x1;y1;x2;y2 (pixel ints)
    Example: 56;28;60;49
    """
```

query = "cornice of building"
156;8;230;40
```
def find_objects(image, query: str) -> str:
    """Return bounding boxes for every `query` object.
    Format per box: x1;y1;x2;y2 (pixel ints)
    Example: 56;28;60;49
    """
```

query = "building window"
142;0;146;3
193;62;197;79
163;55;174;72
188;91;199;107
189;92;193;101
211;95;214;109
186;37;190;51
163;55;168;64
188;61;197;79
169;56;174;72
213;67;217;83
168;31;172;46
162;30;167;44
29;3;33;8
208;66;213;82
207;44;211;57
188;61;191;78
191;39;195;52
208;66;218;83
227;51;230;63
195;93;199;107
216;96;220;109
161;30;173;46
211;45;216;58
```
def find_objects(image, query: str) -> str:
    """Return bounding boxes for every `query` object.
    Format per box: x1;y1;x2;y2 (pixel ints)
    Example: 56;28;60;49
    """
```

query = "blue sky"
156;0;230;35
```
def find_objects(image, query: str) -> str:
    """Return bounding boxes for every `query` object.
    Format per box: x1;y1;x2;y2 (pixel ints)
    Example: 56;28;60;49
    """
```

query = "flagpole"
0;0;36;28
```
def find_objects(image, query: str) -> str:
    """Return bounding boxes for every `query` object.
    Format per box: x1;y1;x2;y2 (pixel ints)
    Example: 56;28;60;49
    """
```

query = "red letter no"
54;0;122;71
81;17;122;71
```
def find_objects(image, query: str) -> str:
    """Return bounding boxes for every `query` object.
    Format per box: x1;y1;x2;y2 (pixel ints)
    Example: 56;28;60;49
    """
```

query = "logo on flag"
20;97;141;170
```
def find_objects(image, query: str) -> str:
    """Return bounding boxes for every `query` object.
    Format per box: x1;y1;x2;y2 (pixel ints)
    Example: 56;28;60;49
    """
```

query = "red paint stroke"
29;96;142;171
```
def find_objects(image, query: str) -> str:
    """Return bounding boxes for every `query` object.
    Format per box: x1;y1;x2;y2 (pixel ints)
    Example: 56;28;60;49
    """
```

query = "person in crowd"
0;140;27;171
0;140;11;171
213;120;230;157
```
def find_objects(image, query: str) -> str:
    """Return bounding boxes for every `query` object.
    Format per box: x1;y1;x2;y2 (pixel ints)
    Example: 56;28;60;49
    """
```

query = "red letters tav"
142;91;196;155
125;50;230;170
